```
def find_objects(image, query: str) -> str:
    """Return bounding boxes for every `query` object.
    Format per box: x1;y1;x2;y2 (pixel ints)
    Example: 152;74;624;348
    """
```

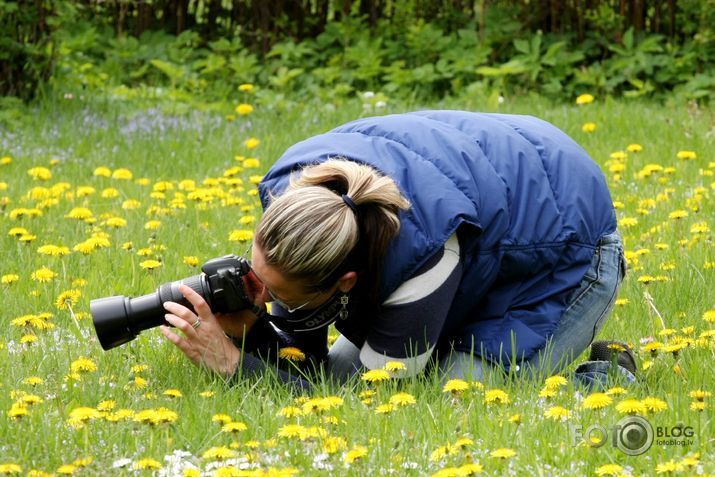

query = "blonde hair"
256;158;410;296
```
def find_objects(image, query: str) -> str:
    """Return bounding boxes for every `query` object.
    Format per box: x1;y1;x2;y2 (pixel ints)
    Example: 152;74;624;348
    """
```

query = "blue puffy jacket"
259;111;616;364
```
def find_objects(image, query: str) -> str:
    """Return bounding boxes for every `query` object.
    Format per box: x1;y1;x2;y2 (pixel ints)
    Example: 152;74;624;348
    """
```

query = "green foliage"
0;0;56;100
2;1;715;104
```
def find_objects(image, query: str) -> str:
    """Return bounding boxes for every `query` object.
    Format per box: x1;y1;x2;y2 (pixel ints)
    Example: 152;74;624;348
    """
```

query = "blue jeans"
328;232;632;388
439;231;632;387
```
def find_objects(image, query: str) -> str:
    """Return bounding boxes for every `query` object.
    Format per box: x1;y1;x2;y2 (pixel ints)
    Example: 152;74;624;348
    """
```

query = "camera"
90;255;251;350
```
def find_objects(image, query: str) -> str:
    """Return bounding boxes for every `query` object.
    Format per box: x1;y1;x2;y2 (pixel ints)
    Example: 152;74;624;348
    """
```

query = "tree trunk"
668;0;676;38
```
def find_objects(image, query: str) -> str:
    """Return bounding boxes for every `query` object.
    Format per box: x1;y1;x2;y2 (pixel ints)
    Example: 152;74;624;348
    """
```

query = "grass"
0;93;713;476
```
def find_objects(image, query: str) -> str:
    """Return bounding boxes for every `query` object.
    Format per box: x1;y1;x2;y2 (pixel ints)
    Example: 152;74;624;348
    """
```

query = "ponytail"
255;158;410;308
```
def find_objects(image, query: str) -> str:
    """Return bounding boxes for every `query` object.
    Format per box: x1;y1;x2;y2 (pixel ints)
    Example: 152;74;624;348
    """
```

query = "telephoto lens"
91;255;251;350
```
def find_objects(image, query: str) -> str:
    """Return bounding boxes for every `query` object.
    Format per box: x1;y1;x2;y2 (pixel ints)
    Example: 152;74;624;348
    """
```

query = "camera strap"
262;290;346;333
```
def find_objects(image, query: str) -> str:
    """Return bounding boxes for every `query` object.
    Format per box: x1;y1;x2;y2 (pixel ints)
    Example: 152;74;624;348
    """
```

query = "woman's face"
249;242;339;312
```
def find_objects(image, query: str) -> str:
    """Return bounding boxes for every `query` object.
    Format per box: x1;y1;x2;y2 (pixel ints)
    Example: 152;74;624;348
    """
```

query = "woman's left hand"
160;284;242;378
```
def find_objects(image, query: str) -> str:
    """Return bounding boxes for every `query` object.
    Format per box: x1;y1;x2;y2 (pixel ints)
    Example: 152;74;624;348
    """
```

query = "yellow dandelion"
605;387;628;396
70;357;97;374
582;392;613;410
443;379;470;394
323;436;347;454
28;167;52;180
544;375;568;390
162;389;182;398
582;122;597;133
121;199;141;209
484;389;510;405
277;406;303;418
56;465;76;475
55;289;81;310
688;390;711;401
389;392;416;407
278;347;306;362
668;209;688;220
139;260;162;270
20;334;39;344
277;424;307;439
702;310;715;323
22;376;44;386
690;401;707;411
65;207;93;220
144;220;161;230
619;217;638;228
595;464;624;476
576;93;595;105
133;458;162;470
375;404;394;414
345;445;368;464
235;103;254;115
8;403;29;419
183;256;199;266
221;421;248;433
2;274;20;284
228;229;254;242
67;407;103;428
112;168;133;180
642;397;668;413
0;464;23;474
101;187;119;198
616;399;646;415
384;361;407;373
676;150;696;160
244;137;260;149
31;267;57;282
626;144;643;153
96;400;115;412
361;369;391;383
457;463;483;475
93;166;112;177
489;448;516;459
509;414;521;424
243;158;260;168
544;406;571;420
211;413;232;424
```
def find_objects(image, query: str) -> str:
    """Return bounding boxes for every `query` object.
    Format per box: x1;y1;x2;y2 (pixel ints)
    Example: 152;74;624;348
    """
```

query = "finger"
163;301;195;322
164;313;198;338
178;284;214;318
161;325;199;359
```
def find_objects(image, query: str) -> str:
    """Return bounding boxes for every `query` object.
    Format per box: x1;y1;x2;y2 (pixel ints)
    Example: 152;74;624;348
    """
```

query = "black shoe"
589;340;637;375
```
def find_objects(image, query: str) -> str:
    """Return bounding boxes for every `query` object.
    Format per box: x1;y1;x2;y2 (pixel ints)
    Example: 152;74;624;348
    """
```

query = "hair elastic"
341;194;358;214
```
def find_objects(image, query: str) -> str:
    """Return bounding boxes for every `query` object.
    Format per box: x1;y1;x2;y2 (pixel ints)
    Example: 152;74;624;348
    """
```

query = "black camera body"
91;255;251;350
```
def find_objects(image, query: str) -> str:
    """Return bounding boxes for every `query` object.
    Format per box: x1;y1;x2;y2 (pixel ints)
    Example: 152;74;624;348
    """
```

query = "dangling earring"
339;294;349;320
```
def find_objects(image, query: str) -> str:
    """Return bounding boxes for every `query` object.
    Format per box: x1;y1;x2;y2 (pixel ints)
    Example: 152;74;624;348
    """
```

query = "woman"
160;110;630;389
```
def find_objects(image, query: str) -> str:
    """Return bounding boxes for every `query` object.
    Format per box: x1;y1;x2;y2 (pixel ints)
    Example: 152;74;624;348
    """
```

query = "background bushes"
1;0;714;103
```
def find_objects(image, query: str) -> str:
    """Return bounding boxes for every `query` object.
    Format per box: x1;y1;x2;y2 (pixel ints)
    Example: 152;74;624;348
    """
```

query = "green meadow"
0;95;713;476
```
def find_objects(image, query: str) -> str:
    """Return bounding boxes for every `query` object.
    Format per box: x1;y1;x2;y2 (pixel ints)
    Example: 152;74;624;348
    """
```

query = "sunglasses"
265;288;323;313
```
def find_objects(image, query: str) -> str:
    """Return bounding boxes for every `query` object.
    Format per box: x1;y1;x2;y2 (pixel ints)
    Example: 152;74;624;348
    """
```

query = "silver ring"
191;318;202;329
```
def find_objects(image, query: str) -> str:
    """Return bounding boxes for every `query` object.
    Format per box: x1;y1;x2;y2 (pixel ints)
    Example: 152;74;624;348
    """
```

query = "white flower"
112;458;132;468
